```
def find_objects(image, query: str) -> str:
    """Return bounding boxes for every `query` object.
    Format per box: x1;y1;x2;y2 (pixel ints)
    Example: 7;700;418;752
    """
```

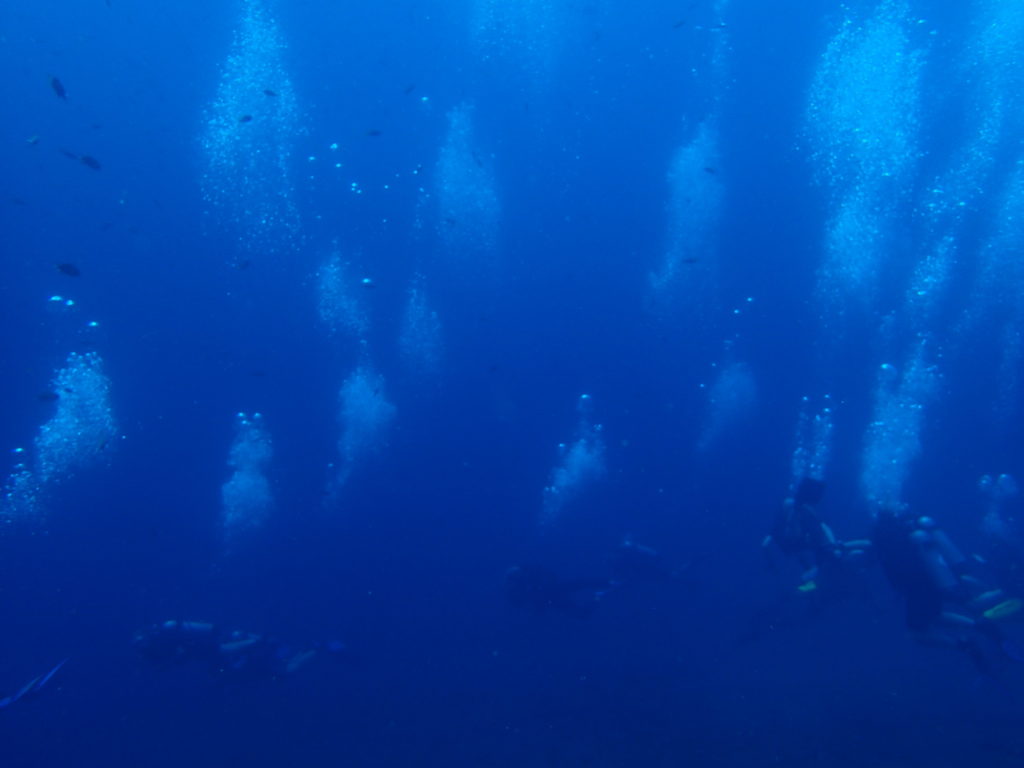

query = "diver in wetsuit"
504;565;612;618
763;477;870;591
872;511;1012;673
740;478;873;643
134;620;331;682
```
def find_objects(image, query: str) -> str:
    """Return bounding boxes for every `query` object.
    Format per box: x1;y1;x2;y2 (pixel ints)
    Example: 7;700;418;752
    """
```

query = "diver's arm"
819;522;838;547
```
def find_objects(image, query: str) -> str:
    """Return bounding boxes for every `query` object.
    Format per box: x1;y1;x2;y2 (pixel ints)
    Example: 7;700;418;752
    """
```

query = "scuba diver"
134;620;339;683
504;564;613;618
762;477;870;593
0;659;66;709
741;478;873;644
872;510;1017;674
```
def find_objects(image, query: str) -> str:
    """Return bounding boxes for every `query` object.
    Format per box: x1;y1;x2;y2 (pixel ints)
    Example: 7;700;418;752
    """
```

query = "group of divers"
506;476;1024;678
3;476;1024;708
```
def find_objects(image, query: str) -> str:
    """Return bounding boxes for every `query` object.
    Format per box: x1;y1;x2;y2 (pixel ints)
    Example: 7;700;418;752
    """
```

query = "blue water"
3;0;1024;765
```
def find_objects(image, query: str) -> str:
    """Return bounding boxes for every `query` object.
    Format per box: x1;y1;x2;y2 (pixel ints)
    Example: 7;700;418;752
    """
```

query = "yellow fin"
984;598;1023;621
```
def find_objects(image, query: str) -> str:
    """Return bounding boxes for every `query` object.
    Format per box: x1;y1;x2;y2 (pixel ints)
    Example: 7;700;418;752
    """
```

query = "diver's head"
794;477;825;508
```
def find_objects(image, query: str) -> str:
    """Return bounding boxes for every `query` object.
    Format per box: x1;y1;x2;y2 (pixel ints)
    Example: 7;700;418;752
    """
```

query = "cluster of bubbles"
308;240;415;502
805;0;923;316
649;122;723;311
469;0;562;83
399;277;442;378
541;395;606;527
831;2;1024;511
650;0;731;318
3;352;117;523
954;0;1024;170
221;412;274;547
200;0;301;256
1;467;40;525
805;1;922;188
316;247;369;342
314;268;443;501
789;396;834;489
903;234;956;336
959;160;1024;421
801;3;979;516
965;164;1024;322
697;361;757;453
35;352;117;485
909;6;1024;345
332;365;396;491
435;104;500;269
709;0;732;86
969;4;1024;412
860;344;939;514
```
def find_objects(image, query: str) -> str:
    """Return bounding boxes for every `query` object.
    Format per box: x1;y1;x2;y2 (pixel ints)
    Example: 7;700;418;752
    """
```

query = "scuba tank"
910;519;961;595
918;516;968;573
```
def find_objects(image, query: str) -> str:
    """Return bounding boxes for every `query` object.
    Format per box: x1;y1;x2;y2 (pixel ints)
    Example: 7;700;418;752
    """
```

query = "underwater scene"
3;0;1024;765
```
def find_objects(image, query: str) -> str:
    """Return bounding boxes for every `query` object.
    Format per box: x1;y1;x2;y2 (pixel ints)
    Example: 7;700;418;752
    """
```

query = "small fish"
79;155;101;170
682;257;700;265
57;262;81;277
703;166;717;174
366;128;382;137
50;77;67;100
59;148;79;161
239;114;253;123
234;259;251;270
37;391;60;402
263;89;277;97
672;20;687;29
26;135;40;145
403;84;416;95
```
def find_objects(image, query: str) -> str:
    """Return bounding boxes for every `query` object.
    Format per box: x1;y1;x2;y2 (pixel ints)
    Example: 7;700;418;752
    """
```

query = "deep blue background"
2;0;1024;765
